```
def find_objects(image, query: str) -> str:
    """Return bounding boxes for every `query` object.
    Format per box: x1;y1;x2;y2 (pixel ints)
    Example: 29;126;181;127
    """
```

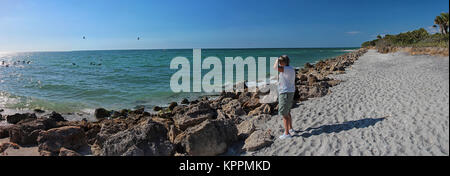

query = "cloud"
427;26;439;34
346;31;361;35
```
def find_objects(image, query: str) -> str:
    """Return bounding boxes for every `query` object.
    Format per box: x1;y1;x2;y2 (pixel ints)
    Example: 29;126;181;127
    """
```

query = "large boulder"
307;74;318;86
237;114;272;139
46;111;67;122
9;118;57;145
181;98;190;105
37;126;87;156
247;104;272;117
94;120;129;148
58;147;82;156
0;126;13;139
258;84;278;104
168;102;178;111
242;98;261;112
242;130;273;152
6;113;37;124
94;108;111;119
179;119;238;156
221;99;246;119
173;101;215;130
99;119;174;156
308;84;328;98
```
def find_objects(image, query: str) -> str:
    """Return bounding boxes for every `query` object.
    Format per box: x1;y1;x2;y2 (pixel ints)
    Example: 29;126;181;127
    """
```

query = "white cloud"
427;26;439;34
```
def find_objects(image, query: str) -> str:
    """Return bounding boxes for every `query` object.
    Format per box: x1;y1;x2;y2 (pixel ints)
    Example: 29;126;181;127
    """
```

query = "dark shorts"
278;92;294;117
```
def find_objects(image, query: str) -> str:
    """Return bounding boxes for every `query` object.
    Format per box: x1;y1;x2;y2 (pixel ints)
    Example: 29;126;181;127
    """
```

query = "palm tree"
440;12;449;34
435;12;449;34
435;16;444;34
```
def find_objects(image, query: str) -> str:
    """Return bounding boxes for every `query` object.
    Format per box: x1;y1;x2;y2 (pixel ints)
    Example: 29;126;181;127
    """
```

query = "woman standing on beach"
274;55;296;139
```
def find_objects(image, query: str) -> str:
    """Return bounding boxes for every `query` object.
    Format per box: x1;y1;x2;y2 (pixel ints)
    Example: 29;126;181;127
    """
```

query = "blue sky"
1;0;449;52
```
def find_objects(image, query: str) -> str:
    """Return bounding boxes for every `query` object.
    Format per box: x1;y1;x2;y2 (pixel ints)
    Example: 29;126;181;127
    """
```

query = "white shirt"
278;66;296;94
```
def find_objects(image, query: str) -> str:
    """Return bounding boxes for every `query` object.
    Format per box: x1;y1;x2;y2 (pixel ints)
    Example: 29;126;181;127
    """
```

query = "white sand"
245;50;449;156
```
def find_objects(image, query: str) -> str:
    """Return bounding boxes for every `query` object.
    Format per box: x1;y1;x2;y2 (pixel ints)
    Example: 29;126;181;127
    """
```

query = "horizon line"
2;46;361;53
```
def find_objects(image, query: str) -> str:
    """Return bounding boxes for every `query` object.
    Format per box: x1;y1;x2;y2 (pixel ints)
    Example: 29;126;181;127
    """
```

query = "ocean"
0;48;357;113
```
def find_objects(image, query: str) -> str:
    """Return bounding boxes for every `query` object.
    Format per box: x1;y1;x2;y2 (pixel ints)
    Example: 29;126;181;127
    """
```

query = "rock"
9;118;57;145
84;123;101;145
242;98;261;112
0;109;4;112
152;117;173;130
308;84;328;98
0;142;20;153
220;91;238;99
242;130;273;152
171;105;188;115
209;100;221;110
221;98;234;105
327;80;342;87
237;114;272;140
37;126;87;156
189;100;199;105
174;152;188;156
222;99;246;119
99;119;174;156
173;114;211;131
34;109;45;113
169;102;178;111
94;120;129;148
153;106;162;112
6;113;37;124
0;126;13;139
173;101;215;130
120;109;129;116
216;109;227;120
237;120;256;139
238;92;252;104
298;74;308;82
304;63;314;69
58;147;82;156
307;74;318;86
168;125;181;143
258;84;278;104
94;108;111;119
248;104;272;116
180;120;238;156
48;111;66;122
130;107;145;115
181;98;190;105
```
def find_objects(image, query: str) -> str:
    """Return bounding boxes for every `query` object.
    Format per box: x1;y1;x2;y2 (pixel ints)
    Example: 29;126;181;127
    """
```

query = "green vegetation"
435;12;449;34
362;12;449;48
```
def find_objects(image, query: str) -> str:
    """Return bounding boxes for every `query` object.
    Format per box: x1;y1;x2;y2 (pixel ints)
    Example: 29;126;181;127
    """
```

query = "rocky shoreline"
0;48;368;156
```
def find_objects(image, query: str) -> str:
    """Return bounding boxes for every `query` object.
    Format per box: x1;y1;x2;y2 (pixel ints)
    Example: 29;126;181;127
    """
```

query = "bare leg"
288;113;293;131
283;116;289;135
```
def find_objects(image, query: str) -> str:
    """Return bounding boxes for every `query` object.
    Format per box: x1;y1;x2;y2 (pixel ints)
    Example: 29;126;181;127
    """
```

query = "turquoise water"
0;48;357;113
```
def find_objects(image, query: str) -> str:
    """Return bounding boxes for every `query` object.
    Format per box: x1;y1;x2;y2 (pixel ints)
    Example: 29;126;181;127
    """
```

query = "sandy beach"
244;50;449;156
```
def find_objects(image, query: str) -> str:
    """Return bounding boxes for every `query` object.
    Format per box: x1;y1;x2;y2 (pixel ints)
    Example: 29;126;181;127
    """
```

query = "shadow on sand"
295;117;386;138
